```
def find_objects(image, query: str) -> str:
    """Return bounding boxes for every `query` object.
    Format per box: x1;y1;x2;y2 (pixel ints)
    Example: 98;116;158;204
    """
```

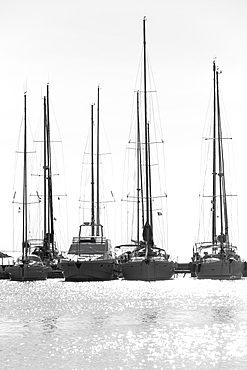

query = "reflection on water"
0;278;247;369
141;311;158;324
212;305;234;323
41;315;58;334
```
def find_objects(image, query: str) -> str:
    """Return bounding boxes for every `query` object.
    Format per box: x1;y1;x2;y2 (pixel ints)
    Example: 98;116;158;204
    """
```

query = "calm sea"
0;276;247;370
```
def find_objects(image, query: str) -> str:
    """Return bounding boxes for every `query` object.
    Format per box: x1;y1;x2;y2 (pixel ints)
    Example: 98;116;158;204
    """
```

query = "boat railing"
72;236;107;244
68;253;110;261
68;238;112;255
27;238;45;246
196;242;238;252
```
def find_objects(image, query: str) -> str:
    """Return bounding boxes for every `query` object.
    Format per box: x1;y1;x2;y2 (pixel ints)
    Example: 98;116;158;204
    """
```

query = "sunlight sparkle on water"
0;278;247;369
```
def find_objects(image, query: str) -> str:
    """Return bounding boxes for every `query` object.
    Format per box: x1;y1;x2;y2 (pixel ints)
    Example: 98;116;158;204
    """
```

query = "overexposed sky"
1;0;247;261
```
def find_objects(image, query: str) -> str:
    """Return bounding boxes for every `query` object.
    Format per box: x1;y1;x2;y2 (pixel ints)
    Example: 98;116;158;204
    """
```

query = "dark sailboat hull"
7;264;48;281
121;259;175;281
60;259;117;282
195;259;244;280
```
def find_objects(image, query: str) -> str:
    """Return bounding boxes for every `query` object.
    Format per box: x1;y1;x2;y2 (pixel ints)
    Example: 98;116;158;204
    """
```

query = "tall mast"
216;69;224;238
212;61;217;244
143;16;149;225
142;16;153;255
23;93;28;260
137;91;140;244
147;122;153;229
43;96;47;250
46;84;54;255
216;69;228;241
137;91;145;236
96;86;100;236
91;104;95;236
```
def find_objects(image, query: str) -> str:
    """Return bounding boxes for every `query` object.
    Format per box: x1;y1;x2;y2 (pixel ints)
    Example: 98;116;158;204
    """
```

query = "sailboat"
31;84;64;278
119;17;176;281
7;93;48;281
59;87;117;281
192;61;244;279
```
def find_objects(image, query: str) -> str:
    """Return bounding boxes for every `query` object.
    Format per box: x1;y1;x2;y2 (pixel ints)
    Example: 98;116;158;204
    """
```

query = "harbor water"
1;276;247;369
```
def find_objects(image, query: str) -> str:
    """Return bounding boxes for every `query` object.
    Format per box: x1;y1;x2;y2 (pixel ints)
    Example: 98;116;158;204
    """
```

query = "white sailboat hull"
7;264;48;281
195;259;244;280
60;259;117;282
121;259;175;281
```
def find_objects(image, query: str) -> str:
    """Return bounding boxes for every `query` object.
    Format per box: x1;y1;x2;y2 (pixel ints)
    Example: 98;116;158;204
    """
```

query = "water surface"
0;276;247;369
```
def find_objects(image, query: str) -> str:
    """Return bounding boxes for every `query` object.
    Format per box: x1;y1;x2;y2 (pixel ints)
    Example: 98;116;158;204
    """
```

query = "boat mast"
43;96;47;254
137;91;140;244
216;69;228;243
22;93;28;260
147;122;153;229
212;61;217;244
91;103;95;236
46;84;54;256
142;16;153;255
137;90;145;239
96;86;100;236
143;16;150;226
